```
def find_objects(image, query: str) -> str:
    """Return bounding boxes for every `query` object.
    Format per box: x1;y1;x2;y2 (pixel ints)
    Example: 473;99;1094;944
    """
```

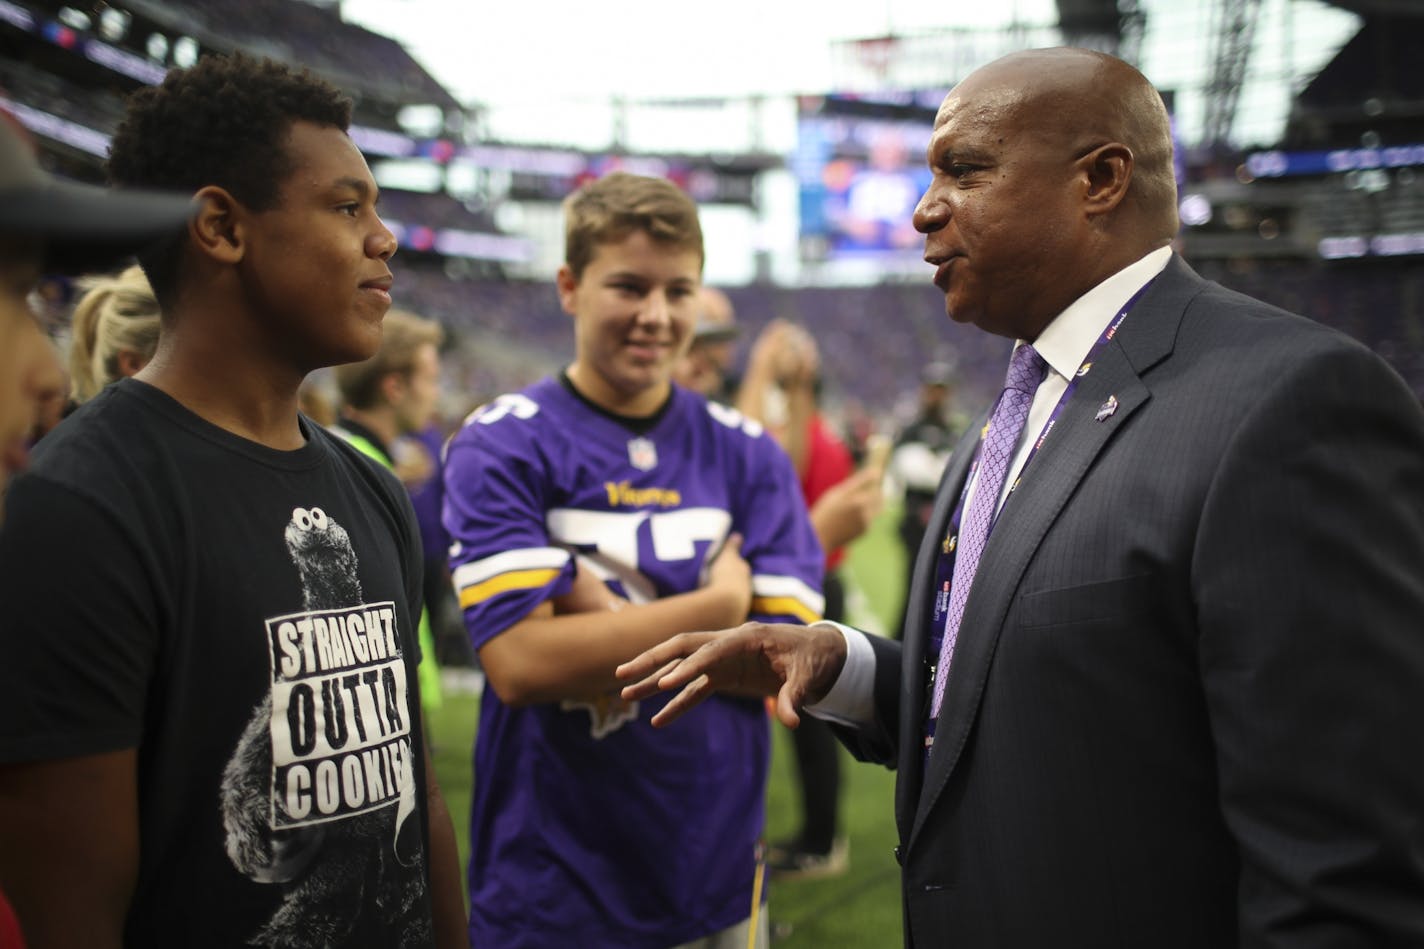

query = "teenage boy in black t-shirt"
0;55;465;948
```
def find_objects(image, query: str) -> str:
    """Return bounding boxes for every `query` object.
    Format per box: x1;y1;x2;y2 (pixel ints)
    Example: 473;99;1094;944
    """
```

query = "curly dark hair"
106;53;353;307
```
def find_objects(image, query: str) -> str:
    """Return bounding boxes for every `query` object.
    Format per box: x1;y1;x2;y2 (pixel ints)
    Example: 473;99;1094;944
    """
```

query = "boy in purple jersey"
442;172;824;948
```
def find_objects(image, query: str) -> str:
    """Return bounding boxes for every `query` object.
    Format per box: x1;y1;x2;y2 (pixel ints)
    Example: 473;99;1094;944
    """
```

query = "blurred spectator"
887;360;968;637
0;107;186;498
0;100;191;945
67;265;160;404
332;308;447;716
673;285;740;402
404;419;471;669
297;376;338;427
0;887;23;949
0;267;63;506
736;318;883;879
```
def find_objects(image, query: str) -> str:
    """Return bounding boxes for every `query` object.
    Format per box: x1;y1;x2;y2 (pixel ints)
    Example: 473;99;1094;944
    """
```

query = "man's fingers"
618;658;682;702
647;637;743;692
648;674;715;728
774;683;803;729
618;624;797;713
617;632;735;700
616;634;701;681
615;648;667;682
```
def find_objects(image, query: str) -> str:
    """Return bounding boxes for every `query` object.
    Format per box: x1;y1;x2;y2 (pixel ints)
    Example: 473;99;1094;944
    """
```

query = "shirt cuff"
804;620;876;726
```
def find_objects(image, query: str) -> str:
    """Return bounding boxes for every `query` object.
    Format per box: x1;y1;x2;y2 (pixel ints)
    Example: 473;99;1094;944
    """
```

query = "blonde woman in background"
67;264;160;403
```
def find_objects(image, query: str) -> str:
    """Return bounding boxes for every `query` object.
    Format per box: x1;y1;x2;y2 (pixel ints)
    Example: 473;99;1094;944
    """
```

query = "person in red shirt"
737;319;883;877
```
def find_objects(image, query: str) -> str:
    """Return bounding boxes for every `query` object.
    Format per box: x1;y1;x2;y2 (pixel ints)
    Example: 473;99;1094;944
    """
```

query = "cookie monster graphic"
219;506;428;947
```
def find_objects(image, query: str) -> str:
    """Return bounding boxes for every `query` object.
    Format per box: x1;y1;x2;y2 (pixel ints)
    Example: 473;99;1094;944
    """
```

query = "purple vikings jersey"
443;376;824;949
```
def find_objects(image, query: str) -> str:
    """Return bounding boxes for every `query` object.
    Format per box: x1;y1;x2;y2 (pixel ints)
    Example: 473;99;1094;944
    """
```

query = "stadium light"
1179;193;1212;227
98;8;130;42
56;6;89;31
372;159;443;194
173;36;199;68
397;104;443;138
1346;169;1390;194
145;32;167;63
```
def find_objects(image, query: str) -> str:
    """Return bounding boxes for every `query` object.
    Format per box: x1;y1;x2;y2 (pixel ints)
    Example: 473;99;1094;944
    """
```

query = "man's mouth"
930;256;960;291
360;275;394;304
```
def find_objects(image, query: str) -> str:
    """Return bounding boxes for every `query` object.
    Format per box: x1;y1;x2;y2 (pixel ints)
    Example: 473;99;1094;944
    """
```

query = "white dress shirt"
808;246;1174;726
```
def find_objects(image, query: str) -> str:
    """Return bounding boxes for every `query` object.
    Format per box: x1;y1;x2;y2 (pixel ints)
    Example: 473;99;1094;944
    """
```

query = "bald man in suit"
619;47;1424;947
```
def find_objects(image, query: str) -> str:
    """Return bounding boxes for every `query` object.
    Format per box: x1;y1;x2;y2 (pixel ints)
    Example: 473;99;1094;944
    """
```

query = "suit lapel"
905;256;1197;850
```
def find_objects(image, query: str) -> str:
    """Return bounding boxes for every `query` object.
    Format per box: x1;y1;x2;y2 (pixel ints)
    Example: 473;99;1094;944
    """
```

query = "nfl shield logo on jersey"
627;437;658;471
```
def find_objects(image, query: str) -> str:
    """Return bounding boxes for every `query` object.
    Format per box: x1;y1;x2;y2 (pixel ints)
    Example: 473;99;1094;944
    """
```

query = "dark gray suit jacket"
837;256;1424;947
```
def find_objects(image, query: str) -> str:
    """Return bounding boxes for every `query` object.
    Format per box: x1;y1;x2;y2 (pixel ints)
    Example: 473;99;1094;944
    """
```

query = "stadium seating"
1;0;1419;426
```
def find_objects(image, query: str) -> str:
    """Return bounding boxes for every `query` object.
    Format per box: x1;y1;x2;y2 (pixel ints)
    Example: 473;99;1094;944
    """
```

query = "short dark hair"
106;53;352;308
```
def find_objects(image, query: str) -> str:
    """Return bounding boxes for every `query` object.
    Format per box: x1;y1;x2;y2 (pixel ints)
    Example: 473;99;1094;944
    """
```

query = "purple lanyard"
921;280;1153;733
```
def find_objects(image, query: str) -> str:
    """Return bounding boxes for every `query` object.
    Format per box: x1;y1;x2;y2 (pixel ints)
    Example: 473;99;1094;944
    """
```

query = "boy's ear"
379;370;406;407
189;185;245;265
555;264;580;317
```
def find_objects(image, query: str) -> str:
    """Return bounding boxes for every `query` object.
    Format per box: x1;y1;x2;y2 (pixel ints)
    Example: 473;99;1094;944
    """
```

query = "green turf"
430;504;910;946
843;499;909;635
759;502;906;947
760;722;902;946
427;688;478;900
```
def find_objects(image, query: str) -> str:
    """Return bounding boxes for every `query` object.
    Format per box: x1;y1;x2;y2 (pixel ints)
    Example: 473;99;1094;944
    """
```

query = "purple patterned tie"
929;342;1047;718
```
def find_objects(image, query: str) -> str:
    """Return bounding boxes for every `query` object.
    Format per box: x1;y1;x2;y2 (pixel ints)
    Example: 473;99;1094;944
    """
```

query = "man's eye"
338;203;360;216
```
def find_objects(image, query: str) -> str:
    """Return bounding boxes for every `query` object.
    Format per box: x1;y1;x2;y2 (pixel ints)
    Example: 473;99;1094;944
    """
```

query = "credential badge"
628;437;658;471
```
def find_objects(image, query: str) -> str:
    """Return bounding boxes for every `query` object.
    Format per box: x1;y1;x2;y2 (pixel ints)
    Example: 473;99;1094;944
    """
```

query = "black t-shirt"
0;379;435;947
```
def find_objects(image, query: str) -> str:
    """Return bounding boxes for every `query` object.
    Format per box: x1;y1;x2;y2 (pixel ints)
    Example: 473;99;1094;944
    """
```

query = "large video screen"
795;92;946;263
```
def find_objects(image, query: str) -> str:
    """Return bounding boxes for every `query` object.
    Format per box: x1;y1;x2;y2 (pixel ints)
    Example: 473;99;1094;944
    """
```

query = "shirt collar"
1025;246;1173;382
333;415;393;465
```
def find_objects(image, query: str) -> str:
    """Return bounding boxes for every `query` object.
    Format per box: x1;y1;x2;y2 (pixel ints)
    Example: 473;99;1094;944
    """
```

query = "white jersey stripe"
452;546;570;592
752;573;825;616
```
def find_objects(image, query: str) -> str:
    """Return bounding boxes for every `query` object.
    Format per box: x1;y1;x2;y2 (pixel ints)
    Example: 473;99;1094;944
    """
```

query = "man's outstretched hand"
616;622;847;729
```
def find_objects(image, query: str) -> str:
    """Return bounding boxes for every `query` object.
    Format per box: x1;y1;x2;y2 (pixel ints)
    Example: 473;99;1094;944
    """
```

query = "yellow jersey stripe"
458;567;562;609
751;595;822;625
